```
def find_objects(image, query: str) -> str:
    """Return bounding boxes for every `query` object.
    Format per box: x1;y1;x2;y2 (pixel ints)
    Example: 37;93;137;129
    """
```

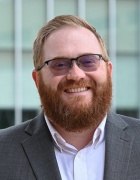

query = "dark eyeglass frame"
36;53;108;72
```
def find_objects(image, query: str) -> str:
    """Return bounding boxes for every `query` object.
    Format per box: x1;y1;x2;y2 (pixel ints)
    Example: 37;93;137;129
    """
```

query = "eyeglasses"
36;54;107;76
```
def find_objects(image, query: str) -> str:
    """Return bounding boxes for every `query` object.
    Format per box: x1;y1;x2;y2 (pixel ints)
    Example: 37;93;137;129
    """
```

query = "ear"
32;70;39;89
107;61;113;76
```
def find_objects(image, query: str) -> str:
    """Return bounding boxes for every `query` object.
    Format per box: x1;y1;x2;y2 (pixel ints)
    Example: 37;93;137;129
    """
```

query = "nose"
66;61;86;81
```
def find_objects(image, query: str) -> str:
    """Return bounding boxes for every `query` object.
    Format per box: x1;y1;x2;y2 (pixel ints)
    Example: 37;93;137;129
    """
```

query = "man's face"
33;26;112;132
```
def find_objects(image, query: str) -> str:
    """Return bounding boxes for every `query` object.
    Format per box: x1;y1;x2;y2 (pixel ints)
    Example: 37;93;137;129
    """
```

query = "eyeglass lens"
48;54;100;76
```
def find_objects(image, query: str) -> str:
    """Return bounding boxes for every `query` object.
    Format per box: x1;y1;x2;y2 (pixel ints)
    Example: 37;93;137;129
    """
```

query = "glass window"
22;109;38;122
86;0;109;46
0;109;14;129
117;109;138;118
0;0;14;48
0;52;15;108
0;109;39;129
116;56;138;109
54;0;77;16
22;51;40;109
116;0;139;53
22;0;46;49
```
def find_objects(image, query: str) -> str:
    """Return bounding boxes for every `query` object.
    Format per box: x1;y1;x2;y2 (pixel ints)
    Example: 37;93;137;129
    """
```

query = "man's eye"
84;60;93;64
51;61;68;69
81;60;95;67
55;63;66;67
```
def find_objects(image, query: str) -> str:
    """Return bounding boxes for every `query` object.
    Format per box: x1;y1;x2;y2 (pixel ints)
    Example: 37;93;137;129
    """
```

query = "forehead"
43;26;102;59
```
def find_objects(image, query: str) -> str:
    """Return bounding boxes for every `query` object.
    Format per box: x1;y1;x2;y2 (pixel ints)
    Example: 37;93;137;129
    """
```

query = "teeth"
66;88;88;93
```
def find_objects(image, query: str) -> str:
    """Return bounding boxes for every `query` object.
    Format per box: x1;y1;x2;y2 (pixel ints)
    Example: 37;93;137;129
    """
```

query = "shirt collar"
45;115;63;152
45;114;107;152
91;115;107;149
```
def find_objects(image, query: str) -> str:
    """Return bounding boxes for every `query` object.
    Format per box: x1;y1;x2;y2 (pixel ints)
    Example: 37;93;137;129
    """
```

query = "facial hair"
38;68;112;132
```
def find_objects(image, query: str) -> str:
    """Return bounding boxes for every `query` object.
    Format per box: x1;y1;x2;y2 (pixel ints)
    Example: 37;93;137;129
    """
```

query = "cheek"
95;64;109;83
42;72;64;90
87;70;107;84
88;66;109;85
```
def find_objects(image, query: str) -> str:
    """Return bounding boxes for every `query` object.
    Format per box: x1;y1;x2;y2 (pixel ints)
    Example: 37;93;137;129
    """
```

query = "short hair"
33;15;109;69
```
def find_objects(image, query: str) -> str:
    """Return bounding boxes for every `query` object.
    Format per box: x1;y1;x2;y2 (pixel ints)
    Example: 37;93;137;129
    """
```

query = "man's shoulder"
108;111;140;133
119;113;140;128
115;112;140;126
108;111;140;123
0;119;32;142
0;112;45;142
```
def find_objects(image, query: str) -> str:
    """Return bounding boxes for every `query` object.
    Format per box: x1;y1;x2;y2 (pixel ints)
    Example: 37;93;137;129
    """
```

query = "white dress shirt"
45;115;106;180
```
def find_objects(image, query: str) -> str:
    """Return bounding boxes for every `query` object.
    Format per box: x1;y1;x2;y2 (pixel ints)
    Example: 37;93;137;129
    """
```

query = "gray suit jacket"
0;111;140;180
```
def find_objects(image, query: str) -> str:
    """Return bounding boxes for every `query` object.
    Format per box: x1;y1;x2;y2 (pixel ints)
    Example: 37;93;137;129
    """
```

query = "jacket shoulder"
119;114;140;126
0;119;32;142
108;111;140;135
0;112;45;141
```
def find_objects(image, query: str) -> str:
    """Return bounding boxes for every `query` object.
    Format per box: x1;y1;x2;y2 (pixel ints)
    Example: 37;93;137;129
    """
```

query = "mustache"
57;79;96;91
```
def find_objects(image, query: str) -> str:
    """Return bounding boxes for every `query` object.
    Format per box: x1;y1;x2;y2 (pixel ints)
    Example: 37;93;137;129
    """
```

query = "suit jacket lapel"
104;111;134;180
21;113;62;180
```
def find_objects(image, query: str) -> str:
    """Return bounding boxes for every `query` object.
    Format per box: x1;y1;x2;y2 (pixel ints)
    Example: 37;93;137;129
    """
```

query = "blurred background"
0;0;140;128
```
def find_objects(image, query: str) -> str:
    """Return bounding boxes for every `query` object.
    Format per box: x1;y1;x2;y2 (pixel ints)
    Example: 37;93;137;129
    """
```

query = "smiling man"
33;25;112;135
0;15;140;180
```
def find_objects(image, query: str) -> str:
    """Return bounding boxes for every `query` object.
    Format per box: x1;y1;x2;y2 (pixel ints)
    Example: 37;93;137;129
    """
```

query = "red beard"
38;68;112;132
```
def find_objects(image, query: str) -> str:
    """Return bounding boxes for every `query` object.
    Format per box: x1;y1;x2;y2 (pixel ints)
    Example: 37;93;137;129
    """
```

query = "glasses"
37;54;107;76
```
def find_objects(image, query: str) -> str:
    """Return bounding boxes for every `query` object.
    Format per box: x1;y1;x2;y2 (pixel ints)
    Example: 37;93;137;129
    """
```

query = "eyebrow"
46;53;97;60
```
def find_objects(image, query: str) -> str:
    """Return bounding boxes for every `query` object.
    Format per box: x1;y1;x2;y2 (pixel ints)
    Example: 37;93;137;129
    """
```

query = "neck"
52;124;96;150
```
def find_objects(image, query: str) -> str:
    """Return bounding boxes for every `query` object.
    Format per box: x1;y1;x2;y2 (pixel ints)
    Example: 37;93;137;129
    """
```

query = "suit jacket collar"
22;112;62;180
104;111;135;180
22;111;134;180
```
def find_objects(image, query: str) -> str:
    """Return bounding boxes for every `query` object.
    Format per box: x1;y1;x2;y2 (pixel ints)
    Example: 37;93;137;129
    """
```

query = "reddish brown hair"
33;15;109;69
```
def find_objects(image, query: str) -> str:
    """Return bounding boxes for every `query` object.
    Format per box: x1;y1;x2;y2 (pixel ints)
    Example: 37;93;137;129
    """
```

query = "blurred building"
0;0;140;128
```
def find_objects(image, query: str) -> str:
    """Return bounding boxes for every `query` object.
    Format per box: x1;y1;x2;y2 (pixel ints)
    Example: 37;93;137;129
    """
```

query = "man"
0;15;140;180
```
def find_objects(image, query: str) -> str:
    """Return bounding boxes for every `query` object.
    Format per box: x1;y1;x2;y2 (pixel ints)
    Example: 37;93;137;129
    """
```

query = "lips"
65;87;89;93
